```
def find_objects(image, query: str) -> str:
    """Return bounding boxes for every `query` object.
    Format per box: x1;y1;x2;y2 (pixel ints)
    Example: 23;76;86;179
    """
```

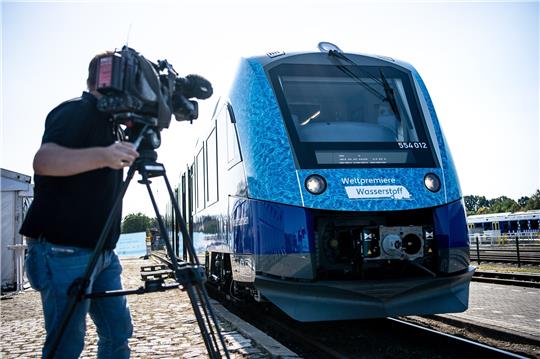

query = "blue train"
173;43;474;321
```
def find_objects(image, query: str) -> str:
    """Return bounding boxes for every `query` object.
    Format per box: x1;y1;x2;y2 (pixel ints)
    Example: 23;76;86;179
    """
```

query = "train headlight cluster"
305;174;327;195
424;173;441;192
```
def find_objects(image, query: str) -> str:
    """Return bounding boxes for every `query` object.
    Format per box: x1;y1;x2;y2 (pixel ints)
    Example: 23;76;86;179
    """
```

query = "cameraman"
20;52;139;358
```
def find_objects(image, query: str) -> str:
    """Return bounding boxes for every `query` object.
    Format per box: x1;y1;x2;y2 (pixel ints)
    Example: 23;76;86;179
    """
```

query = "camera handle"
46;131;230;359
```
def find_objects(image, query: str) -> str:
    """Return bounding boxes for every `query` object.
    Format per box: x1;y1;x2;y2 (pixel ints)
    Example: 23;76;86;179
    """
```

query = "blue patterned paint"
229;55;463;211
230;59;303;206
408;67;462;202
299;168;447;211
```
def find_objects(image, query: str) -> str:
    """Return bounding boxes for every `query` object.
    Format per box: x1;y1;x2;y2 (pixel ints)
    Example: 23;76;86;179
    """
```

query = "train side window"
196;147;205;212
181;172;186;218
189;164;195;215
509;220;518;232
206;126;218;205
225;104;242;168
531;220;539;230
500;221;509;233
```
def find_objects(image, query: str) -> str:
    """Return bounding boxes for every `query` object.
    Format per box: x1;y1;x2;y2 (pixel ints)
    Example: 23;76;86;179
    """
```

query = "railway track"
218;298;530;358
386;318;528;359
473;270;540;288
152;252;534;358
470;245;540;266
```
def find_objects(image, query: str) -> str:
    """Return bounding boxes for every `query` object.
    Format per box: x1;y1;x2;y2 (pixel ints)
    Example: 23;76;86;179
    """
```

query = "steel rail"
386;318;527;358
470;244;540;267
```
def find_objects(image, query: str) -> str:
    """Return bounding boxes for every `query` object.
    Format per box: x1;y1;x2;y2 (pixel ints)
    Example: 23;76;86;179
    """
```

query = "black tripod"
46;125;230;359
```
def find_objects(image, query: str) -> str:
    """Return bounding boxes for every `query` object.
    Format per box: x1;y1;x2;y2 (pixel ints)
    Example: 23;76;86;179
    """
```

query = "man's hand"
33;142;140;176
104;142;140;169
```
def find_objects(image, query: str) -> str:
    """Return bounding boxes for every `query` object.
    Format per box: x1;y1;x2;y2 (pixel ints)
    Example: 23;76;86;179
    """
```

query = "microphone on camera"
176;74;213;100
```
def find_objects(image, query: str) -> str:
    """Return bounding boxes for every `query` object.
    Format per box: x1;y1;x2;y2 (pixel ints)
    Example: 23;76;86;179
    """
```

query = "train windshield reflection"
282;76;416;143
269;63;437;168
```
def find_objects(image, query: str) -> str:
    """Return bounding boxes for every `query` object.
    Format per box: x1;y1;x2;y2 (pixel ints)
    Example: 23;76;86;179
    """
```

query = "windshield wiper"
379;69;401;123
328;50;385;101
327;50;401;121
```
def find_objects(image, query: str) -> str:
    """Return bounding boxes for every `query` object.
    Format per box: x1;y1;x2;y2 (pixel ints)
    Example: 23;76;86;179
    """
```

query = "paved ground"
443;281;540;339
2;257;538;358
0;257;282;359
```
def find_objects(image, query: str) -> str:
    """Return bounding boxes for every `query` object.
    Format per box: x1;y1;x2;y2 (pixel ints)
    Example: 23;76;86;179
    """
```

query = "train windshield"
268;63;437;168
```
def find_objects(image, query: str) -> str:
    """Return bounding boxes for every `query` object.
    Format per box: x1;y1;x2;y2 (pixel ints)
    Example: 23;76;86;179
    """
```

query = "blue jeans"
25;240;133;359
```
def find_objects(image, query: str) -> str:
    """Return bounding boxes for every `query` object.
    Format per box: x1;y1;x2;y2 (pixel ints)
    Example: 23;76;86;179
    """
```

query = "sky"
1;0;539;217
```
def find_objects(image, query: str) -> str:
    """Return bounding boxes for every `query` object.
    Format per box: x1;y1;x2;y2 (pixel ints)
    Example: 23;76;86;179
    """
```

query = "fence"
469;232;540;267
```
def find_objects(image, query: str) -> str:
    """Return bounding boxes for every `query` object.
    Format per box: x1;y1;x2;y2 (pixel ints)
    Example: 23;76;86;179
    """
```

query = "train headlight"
305;174;327;195
424;173;441;192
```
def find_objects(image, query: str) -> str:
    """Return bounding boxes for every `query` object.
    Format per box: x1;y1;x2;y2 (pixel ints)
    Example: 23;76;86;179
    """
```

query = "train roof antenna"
318;42;343;53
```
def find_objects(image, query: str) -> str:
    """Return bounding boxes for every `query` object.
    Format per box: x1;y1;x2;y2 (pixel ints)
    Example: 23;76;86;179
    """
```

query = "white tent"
1;168;33;291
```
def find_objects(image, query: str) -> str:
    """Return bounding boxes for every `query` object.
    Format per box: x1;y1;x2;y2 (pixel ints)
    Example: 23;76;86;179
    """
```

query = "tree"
518;196;530;208
476;206;490;215
524;190;540;210
464;195;489;214
489;196;519;213
121;212;156;234
464;189;539;215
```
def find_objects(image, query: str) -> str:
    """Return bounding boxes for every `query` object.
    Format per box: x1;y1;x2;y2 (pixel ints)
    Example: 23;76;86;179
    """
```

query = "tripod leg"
162;171;231;357
46;165;137;359
141;170;228;358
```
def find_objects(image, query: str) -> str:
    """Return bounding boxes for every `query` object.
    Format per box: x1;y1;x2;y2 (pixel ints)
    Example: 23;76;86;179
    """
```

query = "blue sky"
1;0;538;216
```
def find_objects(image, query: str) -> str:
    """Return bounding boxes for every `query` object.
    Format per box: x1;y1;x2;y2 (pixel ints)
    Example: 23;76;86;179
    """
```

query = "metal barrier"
469;233;540;267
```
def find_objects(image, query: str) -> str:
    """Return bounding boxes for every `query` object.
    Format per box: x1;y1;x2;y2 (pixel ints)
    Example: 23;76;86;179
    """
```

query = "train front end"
228;46;474;321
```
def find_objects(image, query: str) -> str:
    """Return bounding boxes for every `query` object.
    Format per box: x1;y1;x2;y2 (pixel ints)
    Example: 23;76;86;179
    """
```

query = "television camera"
95;46;213;153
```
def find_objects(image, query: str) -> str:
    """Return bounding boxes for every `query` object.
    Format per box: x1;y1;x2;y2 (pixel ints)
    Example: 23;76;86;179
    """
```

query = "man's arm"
33;142;139;176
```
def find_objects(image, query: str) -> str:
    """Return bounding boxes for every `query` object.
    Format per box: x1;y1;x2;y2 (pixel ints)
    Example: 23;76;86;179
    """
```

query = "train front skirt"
254;267;475;321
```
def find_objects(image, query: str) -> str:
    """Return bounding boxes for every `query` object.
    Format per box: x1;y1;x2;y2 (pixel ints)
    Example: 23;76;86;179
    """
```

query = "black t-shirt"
20;92;123;249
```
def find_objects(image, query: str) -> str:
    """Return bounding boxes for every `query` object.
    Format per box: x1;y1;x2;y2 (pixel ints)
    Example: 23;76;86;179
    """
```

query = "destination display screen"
315;151;409;165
